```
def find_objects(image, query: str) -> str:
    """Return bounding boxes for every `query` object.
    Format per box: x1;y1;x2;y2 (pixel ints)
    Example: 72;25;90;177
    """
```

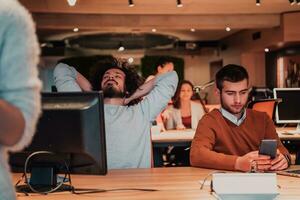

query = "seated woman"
162;80;207;166
164;80;206;130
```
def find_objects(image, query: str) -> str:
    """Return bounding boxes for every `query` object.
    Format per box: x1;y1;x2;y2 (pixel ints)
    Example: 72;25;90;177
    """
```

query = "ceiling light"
118;42;125;52
67;0;77;6
289;0;296;5
177;0;183;7
73;27;79;32
40;43;47;47
225;27;231;32
256;0;261;6
264;48;270;52
190;28;196;32
152;28;157;32
128;0;134;7
128;57;134;63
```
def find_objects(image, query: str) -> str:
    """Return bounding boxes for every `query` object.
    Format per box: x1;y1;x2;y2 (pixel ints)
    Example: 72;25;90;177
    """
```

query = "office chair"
247;99;282;120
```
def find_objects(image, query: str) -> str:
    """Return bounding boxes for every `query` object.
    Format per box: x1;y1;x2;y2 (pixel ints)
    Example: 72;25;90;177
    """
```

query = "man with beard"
190;64;290;172
54;58;178;169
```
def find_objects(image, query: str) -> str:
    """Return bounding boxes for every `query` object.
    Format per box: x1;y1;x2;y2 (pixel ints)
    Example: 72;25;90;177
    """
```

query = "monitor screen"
273;88;300;124
9;92;107;176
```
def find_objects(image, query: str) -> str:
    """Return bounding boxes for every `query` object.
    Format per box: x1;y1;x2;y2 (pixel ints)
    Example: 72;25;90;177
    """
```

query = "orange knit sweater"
190;109;290;170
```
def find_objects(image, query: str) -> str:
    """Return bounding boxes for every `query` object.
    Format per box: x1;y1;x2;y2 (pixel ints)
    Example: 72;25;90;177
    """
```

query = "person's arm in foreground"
0;4;42;151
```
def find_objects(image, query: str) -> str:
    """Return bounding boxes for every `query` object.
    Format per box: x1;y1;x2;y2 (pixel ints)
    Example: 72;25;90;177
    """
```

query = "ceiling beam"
33;13;280;30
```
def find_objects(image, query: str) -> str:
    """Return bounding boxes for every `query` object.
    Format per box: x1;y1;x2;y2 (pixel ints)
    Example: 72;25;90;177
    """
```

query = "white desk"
152;128;300;143
152;128;300;166
151;129;195;143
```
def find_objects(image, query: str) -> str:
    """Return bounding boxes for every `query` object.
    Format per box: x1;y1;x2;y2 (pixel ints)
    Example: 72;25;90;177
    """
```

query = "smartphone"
258;139;277;159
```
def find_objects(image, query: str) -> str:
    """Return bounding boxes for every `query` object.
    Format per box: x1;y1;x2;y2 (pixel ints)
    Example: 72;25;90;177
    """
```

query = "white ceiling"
19;0;300;40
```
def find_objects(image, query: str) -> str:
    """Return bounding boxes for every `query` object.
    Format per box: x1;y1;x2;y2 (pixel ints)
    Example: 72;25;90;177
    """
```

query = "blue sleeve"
139;71;178;121
53;63;82;91
0;6;42;151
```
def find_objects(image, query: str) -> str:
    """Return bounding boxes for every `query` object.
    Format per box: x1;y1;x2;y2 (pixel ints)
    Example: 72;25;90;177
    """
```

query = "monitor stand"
15;166;107;195
286;123;300;134
16;166;73;194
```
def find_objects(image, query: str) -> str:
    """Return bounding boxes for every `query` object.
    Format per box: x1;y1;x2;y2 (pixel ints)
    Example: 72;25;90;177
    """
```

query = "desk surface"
13;167;300;200
152;127;300;143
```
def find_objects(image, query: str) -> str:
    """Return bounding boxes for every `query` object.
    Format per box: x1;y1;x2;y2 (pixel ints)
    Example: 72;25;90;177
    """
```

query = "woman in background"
163;80;207;166
164;80;207;130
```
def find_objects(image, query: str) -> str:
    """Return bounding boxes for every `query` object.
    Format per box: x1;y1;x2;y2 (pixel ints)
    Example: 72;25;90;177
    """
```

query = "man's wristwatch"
250;160;257;173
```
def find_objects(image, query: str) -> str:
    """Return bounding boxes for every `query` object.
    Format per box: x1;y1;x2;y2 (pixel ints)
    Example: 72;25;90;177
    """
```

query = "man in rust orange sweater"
190;64;290;172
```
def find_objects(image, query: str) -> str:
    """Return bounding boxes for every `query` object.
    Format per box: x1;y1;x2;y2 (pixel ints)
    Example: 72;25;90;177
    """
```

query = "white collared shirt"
220;107;246;126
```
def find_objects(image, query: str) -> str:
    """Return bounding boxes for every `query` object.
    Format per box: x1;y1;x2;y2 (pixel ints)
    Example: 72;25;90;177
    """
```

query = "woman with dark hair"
164;80;206;130
162;80;206;166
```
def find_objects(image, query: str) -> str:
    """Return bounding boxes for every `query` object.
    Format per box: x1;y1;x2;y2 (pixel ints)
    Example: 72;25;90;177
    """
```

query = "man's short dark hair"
155;56;173;68
90;57;144;105
215;64;249;91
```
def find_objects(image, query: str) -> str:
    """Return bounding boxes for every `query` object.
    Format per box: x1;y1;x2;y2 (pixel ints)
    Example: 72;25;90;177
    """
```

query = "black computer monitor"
273;88;300;133
9;92;107;192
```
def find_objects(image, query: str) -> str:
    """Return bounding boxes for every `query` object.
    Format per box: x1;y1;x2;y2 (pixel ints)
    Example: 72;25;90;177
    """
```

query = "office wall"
283;12;300;42
241;52;266;87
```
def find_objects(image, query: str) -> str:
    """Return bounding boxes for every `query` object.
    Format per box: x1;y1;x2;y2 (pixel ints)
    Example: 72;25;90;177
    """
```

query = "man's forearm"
76;72;92;91
127;77;156;102
190;144;238;170
0;100;25;146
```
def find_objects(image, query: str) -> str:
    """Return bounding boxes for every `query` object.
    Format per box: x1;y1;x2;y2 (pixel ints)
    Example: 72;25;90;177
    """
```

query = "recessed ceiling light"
67;0;77;6
128;0;134;7
128;57;134;63
118;42;125;52
264;48;270;52
289;0;296;5
152;28;157;32
73;27;79;32
225;27;231;32
190;28;196;32
118;46;125;52
177;0;183;7
40;43;47;47
256;0;261;6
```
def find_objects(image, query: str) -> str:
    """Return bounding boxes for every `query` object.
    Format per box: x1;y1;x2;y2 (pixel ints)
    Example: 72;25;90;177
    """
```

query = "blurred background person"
164;80;207;130
145;57;175;132
145;57;174;82
162;80;206;166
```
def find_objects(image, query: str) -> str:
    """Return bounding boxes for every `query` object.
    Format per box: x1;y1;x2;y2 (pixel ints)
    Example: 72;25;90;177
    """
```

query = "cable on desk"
15;151;158;196
15;151;71;195
199;170;226;193
72;188;158;195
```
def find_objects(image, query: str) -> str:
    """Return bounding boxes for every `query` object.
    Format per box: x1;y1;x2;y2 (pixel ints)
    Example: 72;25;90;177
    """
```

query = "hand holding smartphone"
259;139;277;159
